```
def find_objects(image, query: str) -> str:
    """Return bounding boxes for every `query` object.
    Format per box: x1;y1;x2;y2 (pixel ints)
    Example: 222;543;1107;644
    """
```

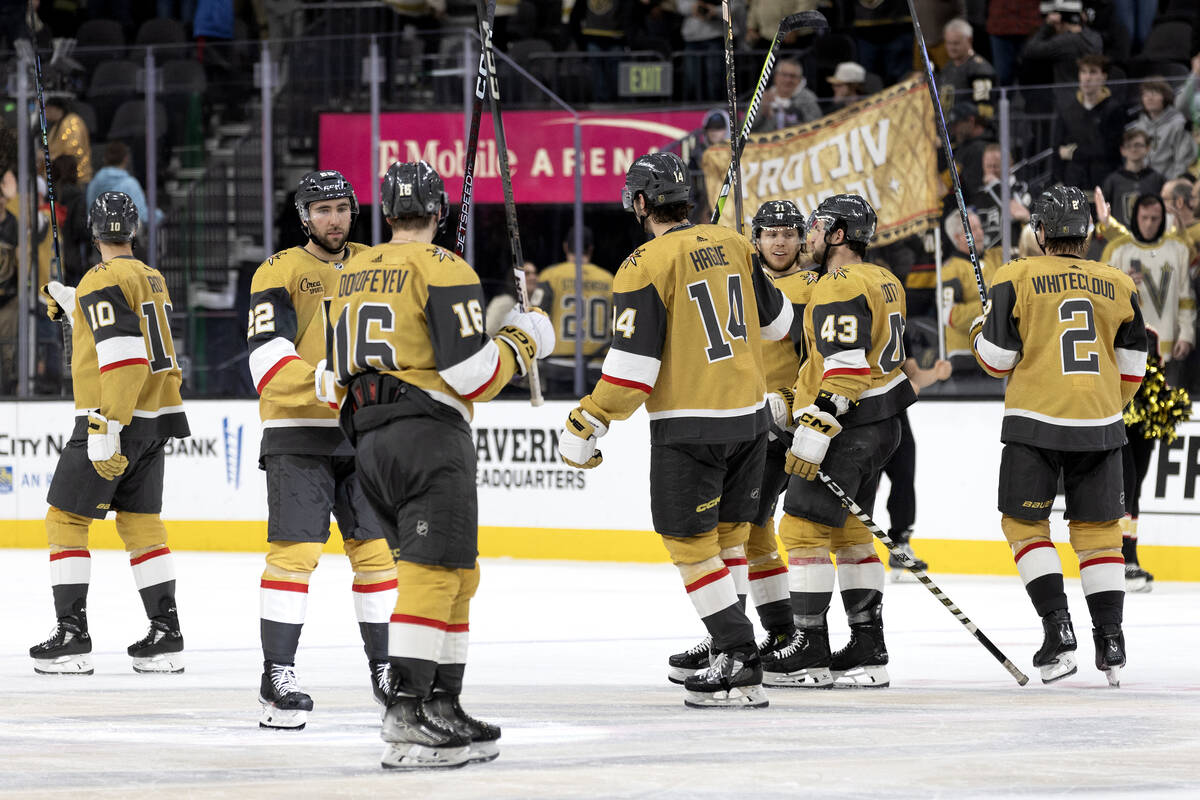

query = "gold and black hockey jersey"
1099;233;1195;359
328;241;522;421
794;262;917;427
248;244;366;457
973;254;1148;451
761;268;818;391
940;248;1002;363
71;255;188;439
534;260;614;363
581;223;794;444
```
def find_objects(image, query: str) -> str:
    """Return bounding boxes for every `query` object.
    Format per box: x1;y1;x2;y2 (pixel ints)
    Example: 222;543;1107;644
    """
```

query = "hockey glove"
314;359;338;408
40;281;76;323
968;298;992;344
87;412;128;481
766;387;796;442
784;405;841;481
558;406;607;469
502;307;556;358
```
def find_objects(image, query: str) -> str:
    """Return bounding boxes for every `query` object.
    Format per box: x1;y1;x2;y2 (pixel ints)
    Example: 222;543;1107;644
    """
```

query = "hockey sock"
433;565;479;696
661;530;754;652
390;561;468;697
1120;516;1139;564
49;547;91;622
1071;520;1125;627
747;521;791;630
260;542;321;664
834;544;884;624
1003;517;1067;617
129;545;178;622
346;538;398;662
717;523;750;611
786;547;834;628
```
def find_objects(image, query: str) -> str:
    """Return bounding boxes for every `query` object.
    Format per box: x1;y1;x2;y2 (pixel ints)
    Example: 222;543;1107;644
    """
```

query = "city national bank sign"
318;111;704;204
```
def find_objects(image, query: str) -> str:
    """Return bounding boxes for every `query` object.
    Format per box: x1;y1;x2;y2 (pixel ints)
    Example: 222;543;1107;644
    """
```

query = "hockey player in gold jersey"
32;192;190;675
246;170;396;730
940;209;1004;374
533;226;614;397
767;194;916;689
971;185;1148;686
326;161;554;769
557;152;794;708
666;199;815;684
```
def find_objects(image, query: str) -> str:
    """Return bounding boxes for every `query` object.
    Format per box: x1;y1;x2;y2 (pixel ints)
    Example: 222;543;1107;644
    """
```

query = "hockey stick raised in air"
25;36;71;369
719;0;744;233
710;10;829;225
474;0;544;406
817;469;1029;686
904;0;986;305
454;0;496;257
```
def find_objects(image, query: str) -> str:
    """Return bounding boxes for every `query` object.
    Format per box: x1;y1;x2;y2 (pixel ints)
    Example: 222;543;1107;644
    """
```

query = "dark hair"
388;212;435;233
565;225;594;253
845;239;868;259
648;201;691;225
104;141;130;167
1140;78;1173;106
1044;236;1088;255
51;154;78;185
1121;128;1150;147
1076;53;1108;73
1135;194;1163;212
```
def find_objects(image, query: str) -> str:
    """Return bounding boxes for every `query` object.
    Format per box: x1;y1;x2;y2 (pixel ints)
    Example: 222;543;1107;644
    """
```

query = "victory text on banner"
702;78;940;244
318;110;703;205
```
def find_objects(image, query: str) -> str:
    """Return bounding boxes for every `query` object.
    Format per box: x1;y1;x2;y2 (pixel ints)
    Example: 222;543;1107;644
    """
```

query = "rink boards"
1;399;1197;580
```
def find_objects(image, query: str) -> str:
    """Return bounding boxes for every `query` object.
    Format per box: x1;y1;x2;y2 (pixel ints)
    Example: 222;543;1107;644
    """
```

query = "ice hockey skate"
667;635;711;685
888;540;927;582
369;659;390;706
128;618;184;673
259;661;314;729
831;619;890;688
426;692;501;763
380;694;471;770
1093;624;1126;688
762;626;834;688
683;648;768;708
1033;609;1078;684
29;618;93;675
1124;563;1154;594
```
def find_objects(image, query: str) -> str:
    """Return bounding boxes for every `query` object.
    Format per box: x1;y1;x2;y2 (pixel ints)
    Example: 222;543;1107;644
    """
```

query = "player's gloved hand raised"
558;406;606;469
40;281;76;322
969;298;992;344
766;387;795;442
86;411;128;481
314;359;338;408
497;307;555;377
784;405;841;481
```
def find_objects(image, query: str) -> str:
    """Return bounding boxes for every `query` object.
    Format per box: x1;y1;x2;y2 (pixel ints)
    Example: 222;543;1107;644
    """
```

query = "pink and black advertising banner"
317;110;705;204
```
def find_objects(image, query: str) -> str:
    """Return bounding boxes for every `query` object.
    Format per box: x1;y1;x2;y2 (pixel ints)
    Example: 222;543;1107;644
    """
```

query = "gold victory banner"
703;77;941;245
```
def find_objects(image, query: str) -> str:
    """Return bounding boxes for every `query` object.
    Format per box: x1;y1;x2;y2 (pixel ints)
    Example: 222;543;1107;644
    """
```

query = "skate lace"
270;665;303;696
773;630;806;660
696;651;736;681
131;626;165;649
682;636;713;658
373;662;390;692
37;624;70;648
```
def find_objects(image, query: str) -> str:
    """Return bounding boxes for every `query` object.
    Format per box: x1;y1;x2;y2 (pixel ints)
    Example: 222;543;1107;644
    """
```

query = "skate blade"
132;653;185;674
380;743;470;770
33;655;94;675
1102;664;1121;688
259;702;308;730
1125;578;1152;594
831;664;890;688
763;666;833;688
667;665;702;685
890;569;920;583
468;741;500;763
1038;652;1078;684
683;685;769;708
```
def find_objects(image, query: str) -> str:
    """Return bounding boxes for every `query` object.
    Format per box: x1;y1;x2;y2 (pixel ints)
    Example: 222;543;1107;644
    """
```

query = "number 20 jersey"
794;262;916;427
586;223;793;444
973;254;1148;451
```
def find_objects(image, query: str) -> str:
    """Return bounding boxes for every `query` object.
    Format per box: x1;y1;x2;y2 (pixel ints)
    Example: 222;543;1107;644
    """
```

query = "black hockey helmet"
295;170;359;232
807;194;877;245
380;160;448;226
622;151;691;212
1030;185;1091;239
88;191;138;243
752;199;805;240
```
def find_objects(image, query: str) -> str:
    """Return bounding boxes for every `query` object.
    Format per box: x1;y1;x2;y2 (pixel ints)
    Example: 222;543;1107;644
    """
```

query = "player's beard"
312;229;346;256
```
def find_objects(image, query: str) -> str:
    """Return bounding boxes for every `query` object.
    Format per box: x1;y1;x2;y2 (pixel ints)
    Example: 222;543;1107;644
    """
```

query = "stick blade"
780;10;829;34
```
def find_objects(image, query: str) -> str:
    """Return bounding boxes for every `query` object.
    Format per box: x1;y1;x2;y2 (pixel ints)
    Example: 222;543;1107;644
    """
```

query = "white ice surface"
1;549;1198;798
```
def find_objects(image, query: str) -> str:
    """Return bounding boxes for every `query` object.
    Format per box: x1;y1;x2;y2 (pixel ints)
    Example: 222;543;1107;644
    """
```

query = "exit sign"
619;62;672;98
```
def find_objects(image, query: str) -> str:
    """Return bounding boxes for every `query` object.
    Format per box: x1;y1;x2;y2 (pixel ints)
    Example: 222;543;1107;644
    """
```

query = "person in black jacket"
50;155;90;285
1100;129;1164;231
1053;53;1126;191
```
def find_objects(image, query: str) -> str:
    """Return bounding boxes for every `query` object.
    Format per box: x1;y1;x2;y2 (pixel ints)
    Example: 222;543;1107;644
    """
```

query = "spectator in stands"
948;101;992;196
746;0;817;47
86;142;150;232
972;143;1031;251
688;109;728;221
849;0;912;87
44;95;92;184
1162;177;1200;241
1053;53;1124;191
0;164;16;395
1178;54;1200;130
1101;129;1164;231
752;57;821;132
1129;79;1198;181
986;0;1041;87
678;1;723;103
484;260;539;336
1111;0;1157;53
1020;0;1101;89
49;155;90;284
158;0;197;27
937;18;995;117
569;0;634;103
827;61;866;111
